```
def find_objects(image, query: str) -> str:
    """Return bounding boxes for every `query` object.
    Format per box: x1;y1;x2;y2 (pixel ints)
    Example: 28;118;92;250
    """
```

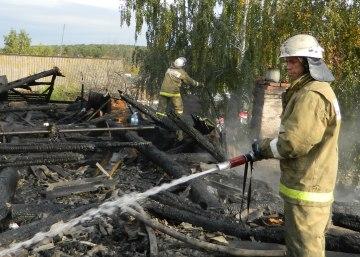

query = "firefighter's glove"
251;140;262;161
251;138;275;160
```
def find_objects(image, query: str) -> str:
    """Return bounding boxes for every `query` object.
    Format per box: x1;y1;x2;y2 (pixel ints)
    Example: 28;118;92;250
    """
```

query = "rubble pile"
0;68;359;257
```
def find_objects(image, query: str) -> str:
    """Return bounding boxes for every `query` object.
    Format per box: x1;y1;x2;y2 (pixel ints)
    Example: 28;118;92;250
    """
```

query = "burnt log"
0;152;84;168
147;200;283;243
125;206;286;257
119;128;220;209
118;91;177;131
210;172;360;232
167;111;226;162
146;201;360;254
10;203;70;224
332;201;360;232
0;168;19;221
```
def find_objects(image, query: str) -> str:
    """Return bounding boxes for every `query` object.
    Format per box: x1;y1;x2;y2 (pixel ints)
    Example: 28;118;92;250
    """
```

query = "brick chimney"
250;80;289;139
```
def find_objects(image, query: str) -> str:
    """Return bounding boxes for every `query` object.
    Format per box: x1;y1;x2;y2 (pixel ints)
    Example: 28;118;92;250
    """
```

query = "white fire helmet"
280;34;334;82
280;34;324;59
174;57;187;68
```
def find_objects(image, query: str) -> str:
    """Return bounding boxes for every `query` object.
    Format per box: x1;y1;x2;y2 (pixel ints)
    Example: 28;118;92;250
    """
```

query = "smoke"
335;116;360;202
220;92;281;192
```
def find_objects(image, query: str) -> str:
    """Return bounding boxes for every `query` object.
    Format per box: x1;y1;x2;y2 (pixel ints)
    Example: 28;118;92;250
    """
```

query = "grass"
50;84;82;101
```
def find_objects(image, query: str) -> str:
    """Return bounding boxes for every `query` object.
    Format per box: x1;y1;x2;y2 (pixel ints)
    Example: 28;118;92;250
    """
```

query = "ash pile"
0;68;359;257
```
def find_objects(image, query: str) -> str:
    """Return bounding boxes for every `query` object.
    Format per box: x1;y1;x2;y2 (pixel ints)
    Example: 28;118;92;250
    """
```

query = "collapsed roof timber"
0;68;358;257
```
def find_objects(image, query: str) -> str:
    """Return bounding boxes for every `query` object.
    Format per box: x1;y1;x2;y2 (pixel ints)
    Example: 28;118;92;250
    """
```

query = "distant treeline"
26;44;143;62
1;29;144;62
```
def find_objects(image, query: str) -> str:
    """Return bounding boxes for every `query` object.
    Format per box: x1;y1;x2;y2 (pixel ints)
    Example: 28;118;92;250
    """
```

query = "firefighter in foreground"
156;57;201;117
252;34;341;257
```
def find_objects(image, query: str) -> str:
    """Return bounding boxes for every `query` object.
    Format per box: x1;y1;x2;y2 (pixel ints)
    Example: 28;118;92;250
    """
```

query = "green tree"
3;29;31;54
120;0;360;117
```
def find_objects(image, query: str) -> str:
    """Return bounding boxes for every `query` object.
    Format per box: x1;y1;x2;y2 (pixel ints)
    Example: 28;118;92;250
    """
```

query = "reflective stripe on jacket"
260;73;341;206
159;67;199;95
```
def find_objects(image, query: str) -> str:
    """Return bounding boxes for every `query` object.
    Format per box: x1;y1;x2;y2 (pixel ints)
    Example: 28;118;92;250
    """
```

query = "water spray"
0;152;254;256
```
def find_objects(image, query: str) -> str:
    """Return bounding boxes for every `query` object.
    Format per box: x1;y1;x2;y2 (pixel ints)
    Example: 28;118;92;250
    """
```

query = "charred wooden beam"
118;91;177;131
0;168;19;221
167;111;226;162
0;125;156;136
45;177;118;199
0;141;150;154
0;152;84;168
0;67;64;94
10;203;70;224
0;105;60;113
118;127;221;209
333;214;360;233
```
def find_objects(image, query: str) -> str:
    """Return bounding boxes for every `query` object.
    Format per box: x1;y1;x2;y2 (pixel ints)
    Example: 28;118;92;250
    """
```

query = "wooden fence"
0;54;135;95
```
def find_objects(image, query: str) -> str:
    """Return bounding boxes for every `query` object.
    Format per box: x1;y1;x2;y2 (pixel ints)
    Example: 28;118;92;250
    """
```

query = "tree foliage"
1;31;140;64
120;0;360;117
3;29;31;54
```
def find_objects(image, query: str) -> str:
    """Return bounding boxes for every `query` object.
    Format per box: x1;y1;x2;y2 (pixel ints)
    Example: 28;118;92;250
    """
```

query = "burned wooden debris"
0;67;65;103
45;176;118;199
167;110;226;162
0;168;19;221
0;67;358;257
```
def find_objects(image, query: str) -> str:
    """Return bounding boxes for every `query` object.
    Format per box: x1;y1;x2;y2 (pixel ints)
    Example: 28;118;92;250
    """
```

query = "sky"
0;0;147;47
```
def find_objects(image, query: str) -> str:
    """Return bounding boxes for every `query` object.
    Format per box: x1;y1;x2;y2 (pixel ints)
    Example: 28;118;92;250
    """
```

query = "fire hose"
216;152;256;221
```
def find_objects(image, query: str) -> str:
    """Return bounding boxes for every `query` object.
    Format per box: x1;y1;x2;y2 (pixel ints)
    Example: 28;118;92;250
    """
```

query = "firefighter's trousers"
284;201;331;257
156;95;183;116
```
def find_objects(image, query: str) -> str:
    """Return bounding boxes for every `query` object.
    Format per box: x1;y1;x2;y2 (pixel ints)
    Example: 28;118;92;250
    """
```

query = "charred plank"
167;111;226;162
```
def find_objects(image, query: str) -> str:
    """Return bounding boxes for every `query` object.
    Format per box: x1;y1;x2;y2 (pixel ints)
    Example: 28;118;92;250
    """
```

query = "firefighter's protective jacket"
260;73;341;206
159;67;199;97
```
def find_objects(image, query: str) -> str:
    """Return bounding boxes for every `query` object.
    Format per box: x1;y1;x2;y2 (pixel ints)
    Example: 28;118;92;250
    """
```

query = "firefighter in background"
156;57;202;117
251;34;341;257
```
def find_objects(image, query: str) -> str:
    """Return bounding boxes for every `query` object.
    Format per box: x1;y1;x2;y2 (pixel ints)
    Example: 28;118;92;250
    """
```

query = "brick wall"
251;80;289;139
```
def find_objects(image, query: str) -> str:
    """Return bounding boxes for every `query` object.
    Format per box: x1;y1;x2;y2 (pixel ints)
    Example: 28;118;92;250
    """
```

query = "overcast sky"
0;0;147;47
